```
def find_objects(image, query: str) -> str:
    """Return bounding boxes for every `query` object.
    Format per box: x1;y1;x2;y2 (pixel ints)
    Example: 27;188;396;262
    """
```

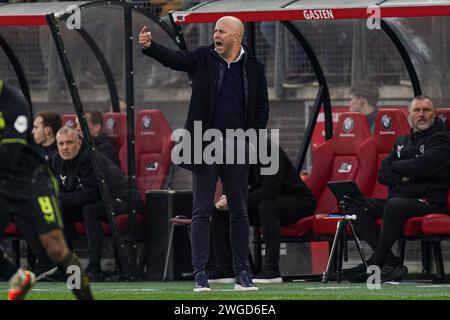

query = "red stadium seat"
368;108;411;199
121;109;174;202
312;112;376;237
280;216;314;238
266;111;375;234
310;112;375;215
422;191;450;235
103;112;127;152
103;112;127;172
3;222;19;236
116;109;174;275
2;223;21;267
75;214;145;236
255;112;375;276
402;217;425;237
75;221;110;235
305;112;377;277
311;106;349;150
419;190;450;279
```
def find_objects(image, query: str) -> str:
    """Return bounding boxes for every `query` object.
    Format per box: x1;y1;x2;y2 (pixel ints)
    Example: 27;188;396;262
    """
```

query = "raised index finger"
140;26;147;34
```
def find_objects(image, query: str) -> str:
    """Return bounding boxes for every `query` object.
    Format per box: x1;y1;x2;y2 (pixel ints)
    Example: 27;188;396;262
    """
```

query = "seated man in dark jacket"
211;143;316;283
51;126;139;280
343;95;450;283
17;126;137;281
75;110;119;165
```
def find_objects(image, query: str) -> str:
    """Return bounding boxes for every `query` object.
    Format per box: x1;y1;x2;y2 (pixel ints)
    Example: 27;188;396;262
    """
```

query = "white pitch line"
208;289;246;292
15;288;160;292
305;286;364;290
99;288;159;292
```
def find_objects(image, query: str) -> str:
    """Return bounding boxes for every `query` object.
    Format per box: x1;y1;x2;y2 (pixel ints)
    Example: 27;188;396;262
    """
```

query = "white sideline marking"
418;285;450;288
26;288;159;292
99;288;158;292
305;286;364;290
210;289;244;292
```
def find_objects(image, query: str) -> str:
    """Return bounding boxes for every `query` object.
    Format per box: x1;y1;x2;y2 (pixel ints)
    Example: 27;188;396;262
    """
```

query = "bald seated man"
139;16;269;292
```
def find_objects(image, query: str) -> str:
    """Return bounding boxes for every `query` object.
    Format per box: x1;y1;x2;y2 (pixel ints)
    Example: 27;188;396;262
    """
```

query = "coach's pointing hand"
139;26;152;49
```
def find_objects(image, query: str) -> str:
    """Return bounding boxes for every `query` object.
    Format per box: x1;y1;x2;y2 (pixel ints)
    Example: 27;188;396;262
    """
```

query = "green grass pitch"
2;281;450;300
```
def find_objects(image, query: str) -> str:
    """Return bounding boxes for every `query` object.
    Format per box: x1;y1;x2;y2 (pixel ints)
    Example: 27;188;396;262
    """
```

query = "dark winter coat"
142;42;269;171
378;118;450;210
51;148;129;208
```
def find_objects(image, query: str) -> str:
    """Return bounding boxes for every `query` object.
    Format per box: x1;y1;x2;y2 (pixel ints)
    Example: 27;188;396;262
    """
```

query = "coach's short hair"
56;126;80;141
411;95;434;109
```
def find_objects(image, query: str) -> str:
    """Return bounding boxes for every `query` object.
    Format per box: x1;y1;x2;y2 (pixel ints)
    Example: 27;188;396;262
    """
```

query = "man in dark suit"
140;16;269;291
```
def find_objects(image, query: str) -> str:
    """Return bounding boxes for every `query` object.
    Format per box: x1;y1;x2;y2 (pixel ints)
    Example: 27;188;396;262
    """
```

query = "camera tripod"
322;196;368;283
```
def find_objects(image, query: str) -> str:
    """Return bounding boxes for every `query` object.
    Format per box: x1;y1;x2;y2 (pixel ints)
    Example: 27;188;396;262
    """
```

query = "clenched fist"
139;26;152;49
215;195;228;211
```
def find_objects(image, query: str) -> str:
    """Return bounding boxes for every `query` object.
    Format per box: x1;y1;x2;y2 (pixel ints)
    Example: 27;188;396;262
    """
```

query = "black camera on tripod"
322;181;369;283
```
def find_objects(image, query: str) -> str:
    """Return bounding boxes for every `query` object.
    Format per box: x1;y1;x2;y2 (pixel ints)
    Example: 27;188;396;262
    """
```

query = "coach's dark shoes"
194;271;211;292
342;263;369;283
234;270;258;291
381;265;408;283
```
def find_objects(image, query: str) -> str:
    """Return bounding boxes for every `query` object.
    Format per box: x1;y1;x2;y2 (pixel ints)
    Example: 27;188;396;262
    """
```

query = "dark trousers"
192;162;249;275
211;209;234;273
349;197;439;267
63;199;129;267
212;196;315;272
252;196;315;271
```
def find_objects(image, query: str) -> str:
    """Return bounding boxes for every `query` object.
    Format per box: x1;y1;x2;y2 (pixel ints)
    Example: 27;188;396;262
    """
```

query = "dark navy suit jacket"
142;42;269;171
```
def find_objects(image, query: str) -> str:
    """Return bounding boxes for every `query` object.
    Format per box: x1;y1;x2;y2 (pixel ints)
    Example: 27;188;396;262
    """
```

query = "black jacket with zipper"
51;147;130;208
378;118;450;211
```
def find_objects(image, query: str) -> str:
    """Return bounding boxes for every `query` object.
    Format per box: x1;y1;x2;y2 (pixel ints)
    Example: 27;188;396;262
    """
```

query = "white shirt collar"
216;46;245;68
